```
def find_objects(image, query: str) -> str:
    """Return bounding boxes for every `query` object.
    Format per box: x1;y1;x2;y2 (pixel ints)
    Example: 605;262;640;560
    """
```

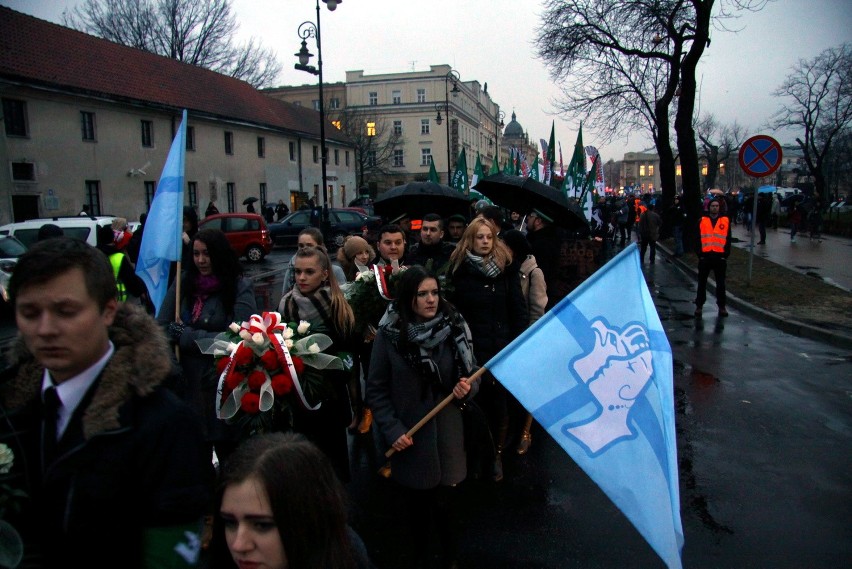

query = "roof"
503;111;524;137
0;6;349;144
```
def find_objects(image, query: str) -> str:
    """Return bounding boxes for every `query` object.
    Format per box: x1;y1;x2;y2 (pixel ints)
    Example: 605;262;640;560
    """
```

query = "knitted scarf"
190;274;222;323
379;303;475;400
281;285;335;327
465;250;502;278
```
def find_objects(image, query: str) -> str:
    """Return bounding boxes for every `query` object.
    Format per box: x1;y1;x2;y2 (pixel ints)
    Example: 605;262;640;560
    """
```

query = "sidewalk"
656;225;852;350
729;221;852;292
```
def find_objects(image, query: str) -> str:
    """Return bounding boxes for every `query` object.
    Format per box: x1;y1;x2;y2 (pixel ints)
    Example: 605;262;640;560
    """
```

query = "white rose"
297;321;311;335
0;443;14;474
308;343;321;354
282;327;295;340
285;339;294;350
228;322;241;334
251;333;264;345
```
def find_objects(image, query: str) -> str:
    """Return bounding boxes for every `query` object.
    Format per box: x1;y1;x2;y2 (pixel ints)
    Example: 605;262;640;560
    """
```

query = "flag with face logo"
487;243;683;569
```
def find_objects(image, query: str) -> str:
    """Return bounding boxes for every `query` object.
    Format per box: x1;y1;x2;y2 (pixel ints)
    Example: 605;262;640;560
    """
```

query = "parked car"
0;235;27;314
197;212;273;262
348;196;376;217
268;208;383;248
0;215;117;248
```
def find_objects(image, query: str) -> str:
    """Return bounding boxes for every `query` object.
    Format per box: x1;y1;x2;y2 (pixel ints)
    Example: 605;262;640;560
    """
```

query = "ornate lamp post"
441;70;461;182
294;0;341;242
495;110;506;168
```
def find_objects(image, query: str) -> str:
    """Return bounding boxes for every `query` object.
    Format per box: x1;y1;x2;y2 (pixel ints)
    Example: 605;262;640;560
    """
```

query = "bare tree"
334;107;404;191
63;0;281;88
770;43;852;203
696;114;744;190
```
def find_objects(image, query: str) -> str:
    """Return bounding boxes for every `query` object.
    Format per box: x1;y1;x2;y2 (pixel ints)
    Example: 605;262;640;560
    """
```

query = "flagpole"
174;260;181;360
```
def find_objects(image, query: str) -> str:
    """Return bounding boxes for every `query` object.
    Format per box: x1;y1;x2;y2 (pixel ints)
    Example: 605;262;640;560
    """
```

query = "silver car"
0;235;27;311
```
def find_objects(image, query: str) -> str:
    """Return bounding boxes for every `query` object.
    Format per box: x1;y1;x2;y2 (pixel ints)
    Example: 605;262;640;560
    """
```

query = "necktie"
42;386;62;468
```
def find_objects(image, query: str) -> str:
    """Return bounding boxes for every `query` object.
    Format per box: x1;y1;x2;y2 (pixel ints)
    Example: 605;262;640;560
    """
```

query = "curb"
656;243;852;351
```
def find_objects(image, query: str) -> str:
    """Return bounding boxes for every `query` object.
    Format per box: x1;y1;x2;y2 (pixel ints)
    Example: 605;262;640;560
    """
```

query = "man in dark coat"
525;208;567;309
0;237;213;567
404;213;455;273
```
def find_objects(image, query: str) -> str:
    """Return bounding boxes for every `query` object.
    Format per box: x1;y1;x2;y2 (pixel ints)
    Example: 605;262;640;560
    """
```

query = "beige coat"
518;254;547;326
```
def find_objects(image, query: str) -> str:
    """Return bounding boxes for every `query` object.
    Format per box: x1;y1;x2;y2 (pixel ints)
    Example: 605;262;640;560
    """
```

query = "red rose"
240;392;261;414
260;350;279;371
270;373;293;396
292;356;305;376
247;370;267;390
234;345;254;366
225;370;245;391
215;357;231;375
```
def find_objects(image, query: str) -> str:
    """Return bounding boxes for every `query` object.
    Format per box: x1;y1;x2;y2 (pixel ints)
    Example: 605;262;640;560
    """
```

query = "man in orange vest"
694;198;732;317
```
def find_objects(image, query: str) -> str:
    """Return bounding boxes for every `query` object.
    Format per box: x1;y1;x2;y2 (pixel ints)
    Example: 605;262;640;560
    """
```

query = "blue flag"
136;109;187;316
487;243;683;568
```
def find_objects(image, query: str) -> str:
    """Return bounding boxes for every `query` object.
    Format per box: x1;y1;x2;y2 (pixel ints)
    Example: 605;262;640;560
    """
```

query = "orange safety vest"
635;203;647;223
699;216;728;253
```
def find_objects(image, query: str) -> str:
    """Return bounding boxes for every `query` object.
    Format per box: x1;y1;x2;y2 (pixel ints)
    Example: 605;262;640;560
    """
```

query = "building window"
11;162;35;181
392;90;401;105
416;88;426;103
334;148;339;165
676;165;682;176
369;92;378;106
345;150;350;167
330;98;340;109
259;183;267;205
224;131;234;155
312;100;320;111
2;98;28;137
421;148;432;166
639;165;646;177
85;180;101;215
80;111;96;141
393;120;402;136
226;183;235;212
257;136;265;158
140;120;153;147
144;181;156;209
366;122;376;136
289;141;296;161
312;145;319;163
367;150;377;167
186;126;195;151
393;149;404;167
421;119;430;135
648;164;655;176
187;181;198;208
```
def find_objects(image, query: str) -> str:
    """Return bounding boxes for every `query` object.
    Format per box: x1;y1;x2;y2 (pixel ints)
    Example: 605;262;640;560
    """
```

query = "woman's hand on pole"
453;379;471;399
392;434;413;452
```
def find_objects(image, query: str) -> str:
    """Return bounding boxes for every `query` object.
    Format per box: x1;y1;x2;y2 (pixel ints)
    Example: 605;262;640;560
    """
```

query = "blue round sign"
738;135;783;178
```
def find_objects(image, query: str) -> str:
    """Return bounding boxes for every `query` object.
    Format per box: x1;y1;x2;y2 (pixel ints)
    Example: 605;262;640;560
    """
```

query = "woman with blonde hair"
448;216;526;482
278;246;356;480
337;235;375;282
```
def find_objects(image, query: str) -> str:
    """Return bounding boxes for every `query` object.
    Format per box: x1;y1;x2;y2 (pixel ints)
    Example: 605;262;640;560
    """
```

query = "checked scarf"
464;250;502;278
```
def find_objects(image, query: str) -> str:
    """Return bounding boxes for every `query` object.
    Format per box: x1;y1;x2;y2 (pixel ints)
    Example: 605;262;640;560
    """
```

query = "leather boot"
358;407;373;434
516;414;534;455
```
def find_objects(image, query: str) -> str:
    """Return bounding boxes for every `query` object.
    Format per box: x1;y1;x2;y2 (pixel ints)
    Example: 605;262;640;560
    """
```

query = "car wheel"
246;245;265;262
332;231;348;248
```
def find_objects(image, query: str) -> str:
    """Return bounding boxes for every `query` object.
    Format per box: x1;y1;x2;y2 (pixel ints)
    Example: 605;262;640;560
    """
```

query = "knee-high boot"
516;413;534;455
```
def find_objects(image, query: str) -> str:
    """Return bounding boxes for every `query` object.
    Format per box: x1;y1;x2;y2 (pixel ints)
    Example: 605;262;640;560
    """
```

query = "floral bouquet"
197;311;346;437
341;261;407;334
0;443;25;568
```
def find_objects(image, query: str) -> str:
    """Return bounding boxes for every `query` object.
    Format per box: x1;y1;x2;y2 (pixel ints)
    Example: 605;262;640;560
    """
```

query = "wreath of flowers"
341;261;407;333
197;311;347;436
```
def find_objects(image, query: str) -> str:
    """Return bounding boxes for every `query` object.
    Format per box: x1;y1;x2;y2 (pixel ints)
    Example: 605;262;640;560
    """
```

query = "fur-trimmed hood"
1;303;175;438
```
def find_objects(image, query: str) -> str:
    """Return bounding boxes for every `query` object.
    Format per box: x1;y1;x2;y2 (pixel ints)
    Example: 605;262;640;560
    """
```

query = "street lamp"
294;0;340;242
442;69;461;182
494;109;505;168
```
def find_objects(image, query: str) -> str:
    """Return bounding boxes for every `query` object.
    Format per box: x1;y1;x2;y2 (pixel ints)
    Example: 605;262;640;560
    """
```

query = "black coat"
0;304;213;568
448;261;526;365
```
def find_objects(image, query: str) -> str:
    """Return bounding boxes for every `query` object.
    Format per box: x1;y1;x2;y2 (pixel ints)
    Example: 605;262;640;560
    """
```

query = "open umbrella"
373;181;470;220
242;196;259;205
473;173;586;229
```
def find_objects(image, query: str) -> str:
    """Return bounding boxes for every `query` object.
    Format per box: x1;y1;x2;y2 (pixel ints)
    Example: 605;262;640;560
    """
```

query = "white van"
0;216;117;248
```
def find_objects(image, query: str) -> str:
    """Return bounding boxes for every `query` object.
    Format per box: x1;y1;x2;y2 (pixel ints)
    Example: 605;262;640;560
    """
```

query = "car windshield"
0;237;27;258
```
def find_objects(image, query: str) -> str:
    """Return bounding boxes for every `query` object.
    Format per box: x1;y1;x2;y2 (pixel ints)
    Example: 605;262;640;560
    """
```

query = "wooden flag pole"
377;367;488;477
174;259;181;361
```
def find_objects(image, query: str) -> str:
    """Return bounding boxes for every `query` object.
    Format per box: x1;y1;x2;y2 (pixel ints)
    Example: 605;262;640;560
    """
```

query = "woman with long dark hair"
365;266;478;568
447;216;526;482
278;246;356;481
158;228;257;463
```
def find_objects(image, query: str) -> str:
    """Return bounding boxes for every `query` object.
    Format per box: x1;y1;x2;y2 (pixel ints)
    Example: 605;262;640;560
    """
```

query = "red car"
197;212;273;262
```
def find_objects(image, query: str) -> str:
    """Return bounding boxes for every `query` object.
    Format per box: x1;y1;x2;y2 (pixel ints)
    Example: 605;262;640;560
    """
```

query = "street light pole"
295;0;341;243
443;69;460;183
495;109;505;169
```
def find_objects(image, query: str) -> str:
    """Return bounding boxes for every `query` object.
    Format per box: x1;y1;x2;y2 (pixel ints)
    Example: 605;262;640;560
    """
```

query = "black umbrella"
373;181;470;220
242;196;259;205
781;194;806;208
473;173;587;229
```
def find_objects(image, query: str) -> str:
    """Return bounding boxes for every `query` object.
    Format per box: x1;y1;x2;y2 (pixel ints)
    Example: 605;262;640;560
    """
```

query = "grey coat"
366;331;478;490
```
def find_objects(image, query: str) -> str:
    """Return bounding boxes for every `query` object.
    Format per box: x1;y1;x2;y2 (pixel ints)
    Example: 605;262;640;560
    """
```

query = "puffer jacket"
0;303;213;568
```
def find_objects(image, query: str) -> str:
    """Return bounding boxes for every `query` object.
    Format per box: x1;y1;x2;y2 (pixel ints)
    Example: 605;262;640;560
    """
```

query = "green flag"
451;148;468;193
488;155;500;176
561;123;586;198
471;152;485;191
547;121;556;184
428;156;440;183
577;154;600;208
503;149;514;175
529;155;540;181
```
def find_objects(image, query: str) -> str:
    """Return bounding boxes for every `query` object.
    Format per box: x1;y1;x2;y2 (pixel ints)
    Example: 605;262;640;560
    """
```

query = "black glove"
167;322;185;342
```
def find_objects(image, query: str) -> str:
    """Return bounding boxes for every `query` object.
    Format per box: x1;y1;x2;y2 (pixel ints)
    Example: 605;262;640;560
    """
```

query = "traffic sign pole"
739;135;783;284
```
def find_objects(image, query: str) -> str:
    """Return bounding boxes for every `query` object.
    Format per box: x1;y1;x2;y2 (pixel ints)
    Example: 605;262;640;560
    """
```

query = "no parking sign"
738;135;783;178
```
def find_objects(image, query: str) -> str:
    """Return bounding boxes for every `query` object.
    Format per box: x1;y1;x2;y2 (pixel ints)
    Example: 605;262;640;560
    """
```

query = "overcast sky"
4;0;851;165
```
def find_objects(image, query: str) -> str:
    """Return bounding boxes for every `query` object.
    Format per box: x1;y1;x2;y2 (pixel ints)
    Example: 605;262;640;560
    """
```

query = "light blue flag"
136;109;187;316
487;243;683;569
